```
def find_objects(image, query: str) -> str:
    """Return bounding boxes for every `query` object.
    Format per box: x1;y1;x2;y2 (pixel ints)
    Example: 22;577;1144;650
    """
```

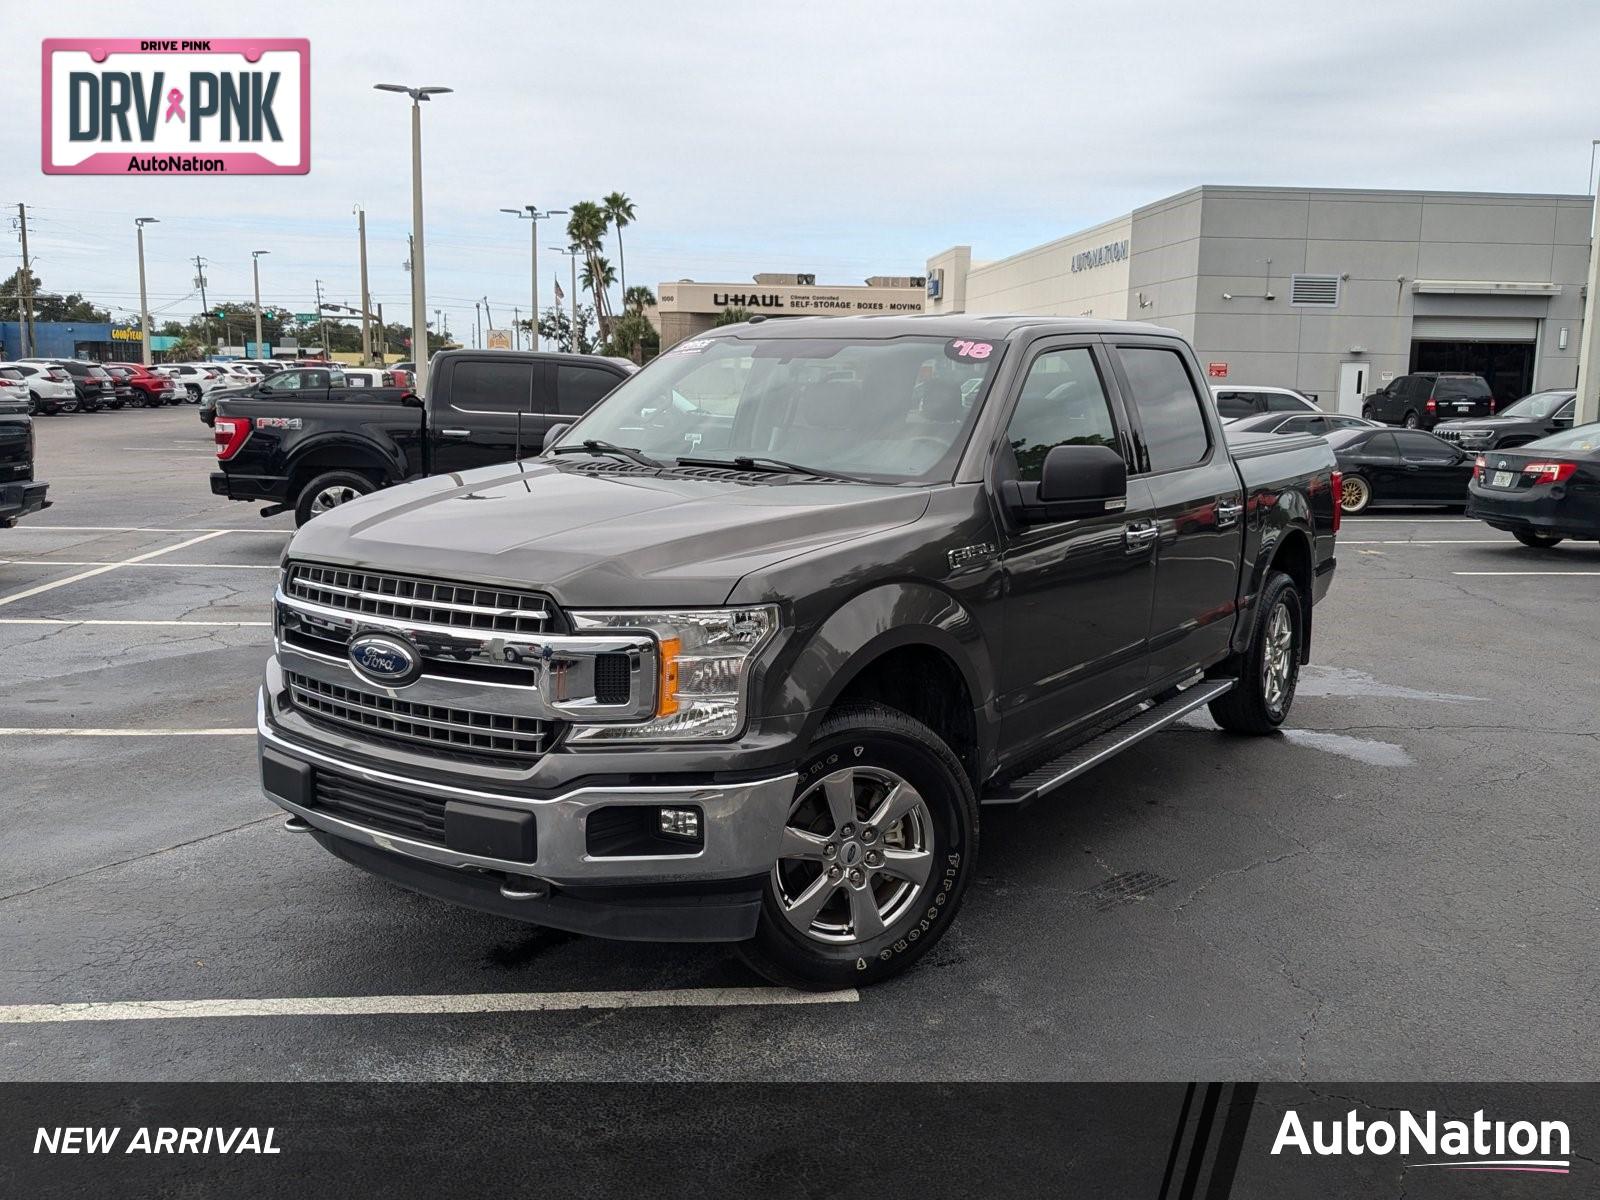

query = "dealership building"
655;274;926;348
925;185;1592;412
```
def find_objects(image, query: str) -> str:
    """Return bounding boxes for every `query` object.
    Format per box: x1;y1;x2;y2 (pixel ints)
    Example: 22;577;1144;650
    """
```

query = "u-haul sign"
43;38;310;175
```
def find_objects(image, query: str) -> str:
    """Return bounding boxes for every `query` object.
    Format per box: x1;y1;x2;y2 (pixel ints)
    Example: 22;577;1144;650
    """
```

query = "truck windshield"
549;334;1002;483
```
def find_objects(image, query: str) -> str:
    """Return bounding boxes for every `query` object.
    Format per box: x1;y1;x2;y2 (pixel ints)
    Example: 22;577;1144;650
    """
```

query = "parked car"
19;359;116;412
0;368;35;410
256;316;1339;987
211;362;265;385
1467;423;1600;548
1433;389;1576;452
1225;411;1380;437
1211;385;1320;421
340;368;405;388
199;364;393;427
212;350;634;523
107;363;184;407
1326;426;1476;513
0;385;49;527
1363;373;1494;429
156;363;227;402
5;363;77;414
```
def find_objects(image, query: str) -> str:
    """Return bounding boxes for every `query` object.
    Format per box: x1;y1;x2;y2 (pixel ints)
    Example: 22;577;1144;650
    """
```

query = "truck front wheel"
295;471;377;525
737;702;978;990
1209;570;1302;735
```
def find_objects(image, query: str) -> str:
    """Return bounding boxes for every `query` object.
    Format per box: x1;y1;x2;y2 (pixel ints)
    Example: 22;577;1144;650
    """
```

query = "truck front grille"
285;672;551;765
283;562;553;635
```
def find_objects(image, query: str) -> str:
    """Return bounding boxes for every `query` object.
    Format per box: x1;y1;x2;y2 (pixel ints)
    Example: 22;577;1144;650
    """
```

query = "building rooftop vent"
1290;274;1340;307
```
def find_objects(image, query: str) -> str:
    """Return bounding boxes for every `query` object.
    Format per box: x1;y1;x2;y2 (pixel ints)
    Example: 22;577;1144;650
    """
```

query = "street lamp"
375;82;452;393
549;246;581;352
501;205;566;350
134;218;158;366
251;250;270;360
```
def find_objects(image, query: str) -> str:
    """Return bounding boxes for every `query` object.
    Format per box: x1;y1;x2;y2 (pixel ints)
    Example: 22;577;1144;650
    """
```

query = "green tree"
1;268;109;323
539;303;596;354
624;285;656;316
565;202;614;332
604;311;659;365
602;191;636;303
713;306;753;327
581;256;617;300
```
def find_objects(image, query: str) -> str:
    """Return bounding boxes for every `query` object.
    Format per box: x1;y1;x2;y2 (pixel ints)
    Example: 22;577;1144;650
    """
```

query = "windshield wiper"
550;439;663;468
674;454;871;483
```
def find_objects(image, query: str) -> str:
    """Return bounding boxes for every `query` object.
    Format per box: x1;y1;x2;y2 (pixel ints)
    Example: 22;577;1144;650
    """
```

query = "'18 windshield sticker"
946;339;993;361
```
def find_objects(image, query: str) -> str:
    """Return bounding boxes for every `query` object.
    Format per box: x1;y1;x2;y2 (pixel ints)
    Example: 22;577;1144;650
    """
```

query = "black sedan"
1326;427;1476;514
1227;411;1380;437
1467;423;1600;548
1433;389;1576;453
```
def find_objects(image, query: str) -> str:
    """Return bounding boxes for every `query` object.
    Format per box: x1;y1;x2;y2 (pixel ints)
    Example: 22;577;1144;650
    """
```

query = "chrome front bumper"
258;690;798;888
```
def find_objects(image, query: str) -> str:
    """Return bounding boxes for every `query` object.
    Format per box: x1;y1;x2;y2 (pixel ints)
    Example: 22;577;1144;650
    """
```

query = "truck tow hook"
499;874;551;901
283;815;313;832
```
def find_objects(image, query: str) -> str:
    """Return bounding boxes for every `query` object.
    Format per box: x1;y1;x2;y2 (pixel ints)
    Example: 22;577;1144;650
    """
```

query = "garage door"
1411;316;1538;342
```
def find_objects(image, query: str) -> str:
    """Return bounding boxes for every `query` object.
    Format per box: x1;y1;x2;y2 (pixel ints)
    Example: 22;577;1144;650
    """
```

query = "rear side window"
448;360;537;414
1393;431;1453;457
1213;391;1256;418
555;364;623;417
1118;347;1210;471
1264;391;1309;412
1002;347;1119;482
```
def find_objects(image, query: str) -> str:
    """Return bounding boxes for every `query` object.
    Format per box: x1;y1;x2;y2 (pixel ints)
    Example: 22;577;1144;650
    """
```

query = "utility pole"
376;301;386;363
193;255;211;348
474;301;482;348
355;205;372;364
514;306;521;349
16;204;36;357
1577;138;1600;426
483;295;494;332
314;279;331;356
135;217;159;366
251;250;269;359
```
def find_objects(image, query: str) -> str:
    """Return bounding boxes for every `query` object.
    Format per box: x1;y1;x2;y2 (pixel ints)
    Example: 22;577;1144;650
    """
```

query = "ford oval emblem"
347;633;422;687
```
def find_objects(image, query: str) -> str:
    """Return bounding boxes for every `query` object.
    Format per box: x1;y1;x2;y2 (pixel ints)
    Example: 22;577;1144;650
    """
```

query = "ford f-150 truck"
210;350;634;525
0;390;50;527
257;316;1339;987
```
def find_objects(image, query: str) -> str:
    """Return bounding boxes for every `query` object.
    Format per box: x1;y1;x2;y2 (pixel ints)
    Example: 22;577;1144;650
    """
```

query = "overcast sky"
4;0;1599;340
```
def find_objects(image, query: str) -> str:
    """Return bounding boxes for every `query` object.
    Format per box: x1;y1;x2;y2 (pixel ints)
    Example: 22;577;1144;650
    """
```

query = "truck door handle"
1216;498;1244;527
1123;520;1159;553
439;428;472;439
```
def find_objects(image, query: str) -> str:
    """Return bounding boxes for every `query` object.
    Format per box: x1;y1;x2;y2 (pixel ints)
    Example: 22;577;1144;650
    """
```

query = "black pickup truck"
257;316;1338;987
0;391;50;527
211;350;634;525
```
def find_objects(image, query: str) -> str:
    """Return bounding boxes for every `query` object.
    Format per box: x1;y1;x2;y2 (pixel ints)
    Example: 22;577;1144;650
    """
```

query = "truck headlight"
566;606;779;742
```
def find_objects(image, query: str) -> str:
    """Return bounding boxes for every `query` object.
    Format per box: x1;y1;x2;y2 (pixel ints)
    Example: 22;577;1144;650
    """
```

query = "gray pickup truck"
258;316;1338;987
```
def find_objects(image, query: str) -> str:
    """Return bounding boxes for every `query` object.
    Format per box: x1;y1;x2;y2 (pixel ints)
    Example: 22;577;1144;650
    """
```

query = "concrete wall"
925;245;972;315
1178;187;1591;402
944;214;1135;319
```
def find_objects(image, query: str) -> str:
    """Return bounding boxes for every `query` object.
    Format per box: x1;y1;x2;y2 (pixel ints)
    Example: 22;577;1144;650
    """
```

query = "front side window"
1265;391;1311;412
1119;347;1210;471
263;372;303;391
449;360;537;414
1393;431;1453;459
1002;347;1119;482
552;335;1001;483
1213;391;1256;418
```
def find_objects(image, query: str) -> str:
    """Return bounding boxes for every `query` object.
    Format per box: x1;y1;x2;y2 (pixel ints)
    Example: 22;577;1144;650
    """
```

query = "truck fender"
286;433;409;487
778;582;998;765
1235;491;1315;660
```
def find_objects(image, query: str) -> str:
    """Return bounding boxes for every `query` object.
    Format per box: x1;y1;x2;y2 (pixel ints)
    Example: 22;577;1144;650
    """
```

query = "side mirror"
542;422;572;452
1002;443;1128;525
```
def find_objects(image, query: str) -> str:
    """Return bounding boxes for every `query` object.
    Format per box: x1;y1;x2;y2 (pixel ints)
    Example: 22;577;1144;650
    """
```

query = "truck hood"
285;460;932;608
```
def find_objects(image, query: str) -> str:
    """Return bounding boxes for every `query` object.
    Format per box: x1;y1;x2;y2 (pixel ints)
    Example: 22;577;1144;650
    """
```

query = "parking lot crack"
1171;847;1308;915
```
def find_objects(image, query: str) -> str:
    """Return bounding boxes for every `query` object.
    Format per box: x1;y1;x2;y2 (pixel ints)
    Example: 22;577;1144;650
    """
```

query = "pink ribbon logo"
164;88;185;123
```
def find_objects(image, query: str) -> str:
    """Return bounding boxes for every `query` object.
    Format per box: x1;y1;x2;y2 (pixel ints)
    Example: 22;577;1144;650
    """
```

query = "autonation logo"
1273;1108;1571;1174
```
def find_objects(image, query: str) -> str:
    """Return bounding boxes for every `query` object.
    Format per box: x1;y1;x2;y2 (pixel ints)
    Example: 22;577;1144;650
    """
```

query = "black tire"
60;398;78;414
186;385;202;403
1513;530;1564;549
294;470;377;526
736;702;978;990
1209;571;1303;735
1339;473;1373;514
1402;410;1420;429
1361;404;1374;420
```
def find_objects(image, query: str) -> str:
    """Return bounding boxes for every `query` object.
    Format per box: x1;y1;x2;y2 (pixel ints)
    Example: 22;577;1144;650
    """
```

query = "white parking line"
5;526;289;534
1345;517;1478;522
0;987;859;1024
0;618;270;627
0;560;277;570
0;531;230;608
0;727;254;737
1453;571;1600;577
1342;540;1508;545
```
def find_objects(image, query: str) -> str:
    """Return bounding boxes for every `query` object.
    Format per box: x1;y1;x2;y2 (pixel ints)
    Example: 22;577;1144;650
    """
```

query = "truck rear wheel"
1513;529;1564;549
295;471;376;525
1209;570;1302;735
737;702;978;990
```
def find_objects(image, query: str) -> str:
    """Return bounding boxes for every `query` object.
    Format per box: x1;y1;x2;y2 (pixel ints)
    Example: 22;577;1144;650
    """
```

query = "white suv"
155;363;227;402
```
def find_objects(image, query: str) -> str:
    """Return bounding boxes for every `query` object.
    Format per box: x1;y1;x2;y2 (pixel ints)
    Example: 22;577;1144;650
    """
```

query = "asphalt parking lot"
2;404;1598;1083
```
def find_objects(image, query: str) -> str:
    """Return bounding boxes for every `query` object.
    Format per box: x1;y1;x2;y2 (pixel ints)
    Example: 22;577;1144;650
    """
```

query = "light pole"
501;206;566;350
251;250;270;359
549;245;580;352
355;205;372;364
375;82;452;394
1576;139;1600;426
134;217;158;365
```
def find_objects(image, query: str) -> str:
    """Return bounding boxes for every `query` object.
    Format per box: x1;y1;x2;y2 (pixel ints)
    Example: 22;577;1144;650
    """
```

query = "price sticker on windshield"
946;339;994;362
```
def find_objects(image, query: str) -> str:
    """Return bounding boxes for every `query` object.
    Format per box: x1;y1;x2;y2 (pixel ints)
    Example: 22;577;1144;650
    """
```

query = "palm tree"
624;285;656;316
566;201;614;331
581;256;618;300
602;192;636;302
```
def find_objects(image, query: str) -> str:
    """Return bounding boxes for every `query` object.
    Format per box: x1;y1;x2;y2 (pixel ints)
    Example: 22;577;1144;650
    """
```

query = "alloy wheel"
1340;476;1369;513
309;485;362;515
772;765;934;945
1262;600;1295;713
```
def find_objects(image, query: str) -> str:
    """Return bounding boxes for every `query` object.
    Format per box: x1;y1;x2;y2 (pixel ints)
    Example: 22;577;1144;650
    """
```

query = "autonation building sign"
1071;239;1129;273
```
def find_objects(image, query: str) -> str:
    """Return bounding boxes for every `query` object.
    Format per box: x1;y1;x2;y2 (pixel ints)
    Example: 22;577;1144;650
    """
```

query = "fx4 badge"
255;417;301;429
